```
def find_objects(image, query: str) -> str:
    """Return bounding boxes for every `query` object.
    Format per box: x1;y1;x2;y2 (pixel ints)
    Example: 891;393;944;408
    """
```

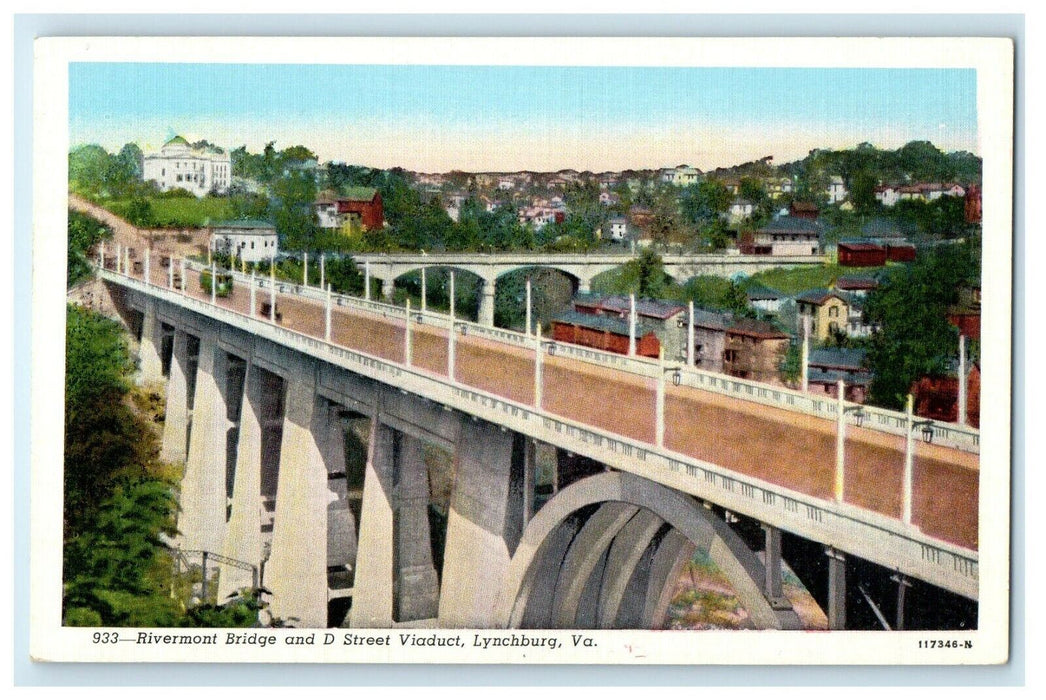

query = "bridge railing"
183;260;980;453
102;265;979;601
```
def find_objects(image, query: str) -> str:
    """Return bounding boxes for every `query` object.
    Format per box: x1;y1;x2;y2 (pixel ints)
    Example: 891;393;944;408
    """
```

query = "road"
128;252;979;552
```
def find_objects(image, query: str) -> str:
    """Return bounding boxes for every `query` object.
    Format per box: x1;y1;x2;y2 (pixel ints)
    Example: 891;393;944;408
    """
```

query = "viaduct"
89;250;979;630
350;252;825;327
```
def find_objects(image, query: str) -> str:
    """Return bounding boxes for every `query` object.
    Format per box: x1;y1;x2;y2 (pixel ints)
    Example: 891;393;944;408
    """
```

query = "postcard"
30;35;1013;665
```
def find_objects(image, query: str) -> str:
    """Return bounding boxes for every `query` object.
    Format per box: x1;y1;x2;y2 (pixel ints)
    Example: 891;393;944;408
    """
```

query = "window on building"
829;306;839;318
724;350;738;363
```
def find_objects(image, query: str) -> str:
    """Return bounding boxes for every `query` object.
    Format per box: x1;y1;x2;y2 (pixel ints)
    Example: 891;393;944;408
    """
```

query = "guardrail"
103;265;978;600
187;260;980;454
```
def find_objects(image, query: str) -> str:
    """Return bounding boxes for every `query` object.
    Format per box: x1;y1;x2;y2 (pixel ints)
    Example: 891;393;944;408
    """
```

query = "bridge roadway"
126;258;978;558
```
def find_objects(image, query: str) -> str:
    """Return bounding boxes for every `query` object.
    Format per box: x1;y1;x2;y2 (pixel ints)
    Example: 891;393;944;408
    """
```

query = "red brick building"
838;242;887;267
551;311;661;358
912;365;981;428
315;187;384;231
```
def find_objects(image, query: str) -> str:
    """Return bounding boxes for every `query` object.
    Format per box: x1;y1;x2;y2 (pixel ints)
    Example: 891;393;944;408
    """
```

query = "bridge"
89;249;978;630
351;252;825;326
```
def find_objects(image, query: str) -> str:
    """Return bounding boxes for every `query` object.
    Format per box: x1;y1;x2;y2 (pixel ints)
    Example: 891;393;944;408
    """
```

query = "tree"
863;241;979;408
599;248;671;298
68;210;112;286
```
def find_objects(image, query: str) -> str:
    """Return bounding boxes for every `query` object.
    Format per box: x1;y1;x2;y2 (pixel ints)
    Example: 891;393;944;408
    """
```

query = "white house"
874;185;901;207
827;175;848;204
661;166;702;187
142;135;231;197
209;220;279;263
727;199;755;224
605;215;629;241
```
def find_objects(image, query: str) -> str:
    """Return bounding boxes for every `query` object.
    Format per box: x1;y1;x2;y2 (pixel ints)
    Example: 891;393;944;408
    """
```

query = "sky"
68;63;979;173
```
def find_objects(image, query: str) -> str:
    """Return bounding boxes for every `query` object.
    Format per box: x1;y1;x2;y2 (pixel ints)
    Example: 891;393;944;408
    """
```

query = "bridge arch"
494;471;799;630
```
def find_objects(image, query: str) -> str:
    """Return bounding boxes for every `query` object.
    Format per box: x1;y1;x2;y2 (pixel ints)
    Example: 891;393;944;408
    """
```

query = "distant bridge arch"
495;471;801;630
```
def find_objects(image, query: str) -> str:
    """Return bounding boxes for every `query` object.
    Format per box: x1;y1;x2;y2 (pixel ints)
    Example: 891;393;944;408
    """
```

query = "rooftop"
809;347;868;370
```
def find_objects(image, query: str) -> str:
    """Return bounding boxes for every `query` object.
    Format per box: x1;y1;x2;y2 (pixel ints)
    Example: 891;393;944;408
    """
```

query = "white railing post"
835;379;846;503
269;258;276;322
534;324;543;410
628;293;637;357
656;348;666;448
687;300;695;367
448;271;456;380
404;298;413;367
250;270;256;318
421;266;427;313
903;394;915;525
957;333;967;426
325;283;332;342
526;277;533;339
801;315;811;393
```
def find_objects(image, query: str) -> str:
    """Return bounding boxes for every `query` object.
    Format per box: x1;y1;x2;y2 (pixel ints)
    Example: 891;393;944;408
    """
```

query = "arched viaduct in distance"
351;252;824;326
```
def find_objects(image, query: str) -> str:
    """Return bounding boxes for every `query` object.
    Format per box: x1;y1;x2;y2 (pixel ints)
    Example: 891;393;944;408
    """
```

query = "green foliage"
863;241;980;408
673;275;750;315
199;270;233;297
779;342;802;384
745;264;851;296
890;196;969;238
67;210;112;286
593;248;672;298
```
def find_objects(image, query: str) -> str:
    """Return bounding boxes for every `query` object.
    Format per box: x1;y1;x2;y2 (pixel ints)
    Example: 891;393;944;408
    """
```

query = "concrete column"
826;547;847;631
265;369;331;628
478;278;496;327
578;277;592;295
351;418;397;627
762;524;784;601
893;573;912;631
138;300;164;386
393;433;440;622
219;362;264;599
160;330;190;464
522;438;536;525
382;277;395;302
180;334;230;554
324;409;356;590
438;420;526;627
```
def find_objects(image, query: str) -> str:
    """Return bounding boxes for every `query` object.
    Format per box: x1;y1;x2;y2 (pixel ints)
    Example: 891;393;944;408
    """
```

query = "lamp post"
180;258;186;294
957;333;967;426
420;250;427;313
115;244;122;274
210;261;217;305
168;256;174;289
144;249;151;285
801;314;811;393
302;252;308;288
249;270;256;318
98;241;105;268
364;261;371;301
320;254;326;291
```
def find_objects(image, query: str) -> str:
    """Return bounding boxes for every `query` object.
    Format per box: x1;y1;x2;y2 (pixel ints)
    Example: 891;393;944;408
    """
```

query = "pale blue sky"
69;63;978;172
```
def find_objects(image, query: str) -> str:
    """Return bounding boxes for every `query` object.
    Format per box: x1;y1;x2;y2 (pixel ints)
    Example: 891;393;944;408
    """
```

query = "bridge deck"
135;262;978;552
